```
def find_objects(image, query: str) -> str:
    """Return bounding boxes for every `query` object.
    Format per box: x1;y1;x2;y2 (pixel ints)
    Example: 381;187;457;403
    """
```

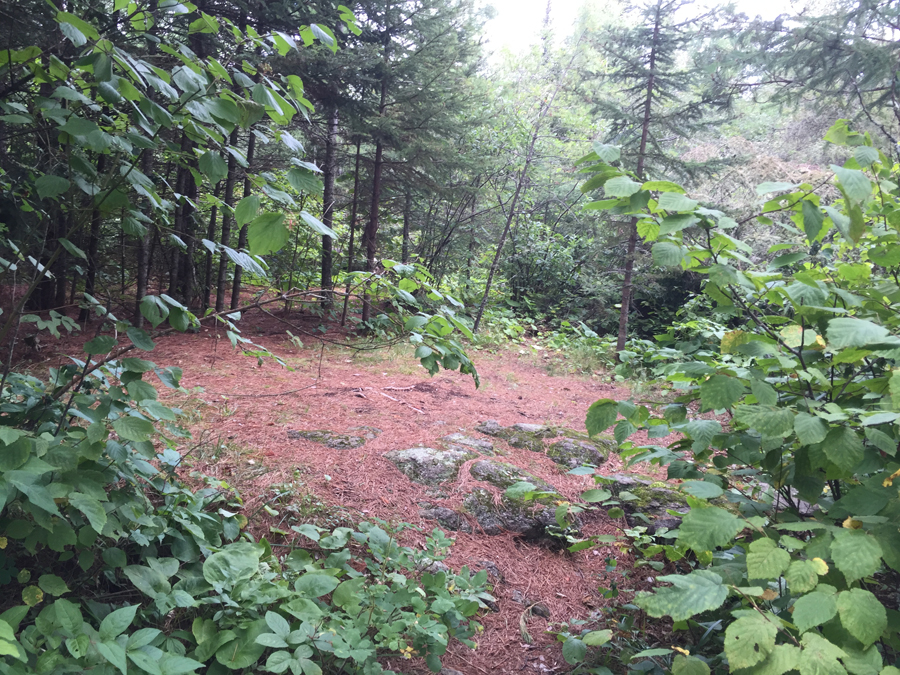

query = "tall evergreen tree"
582;0;733;352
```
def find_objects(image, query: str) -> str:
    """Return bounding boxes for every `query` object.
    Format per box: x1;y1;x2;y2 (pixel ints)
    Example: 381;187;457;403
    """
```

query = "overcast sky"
480;0;803;55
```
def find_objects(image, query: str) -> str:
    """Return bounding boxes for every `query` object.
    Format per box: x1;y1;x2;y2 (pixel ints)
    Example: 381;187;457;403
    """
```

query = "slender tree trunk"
231;131;256;309
402;189;412;264
79;154;107;322
216;128;239;312
134;147;155;326
168;133;192;299
340;137;362;327
361;29;391;325
320;105;339;306
202;183;221;312
615;3;660;354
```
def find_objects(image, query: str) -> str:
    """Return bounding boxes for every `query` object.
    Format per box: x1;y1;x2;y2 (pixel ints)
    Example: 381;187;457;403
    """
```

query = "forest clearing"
2;0;900;674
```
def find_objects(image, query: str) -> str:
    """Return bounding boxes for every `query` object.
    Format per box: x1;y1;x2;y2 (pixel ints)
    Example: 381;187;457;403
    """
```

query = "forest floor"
31;304;675;674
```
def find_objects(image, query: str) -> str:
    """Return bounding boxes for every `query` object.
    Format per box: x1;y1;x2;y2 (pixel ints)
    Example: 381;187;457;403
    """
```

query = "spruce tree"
582;0;733;352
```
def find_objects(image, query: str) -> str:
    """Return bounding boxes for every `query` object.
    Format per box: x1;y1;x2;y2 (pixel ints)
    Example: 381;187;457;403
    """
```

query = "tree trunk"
361;29;391;325
615;2;660;354
230;131;256;309
168;133;192;300
202;183;221;312
79;154;107;322
360;139;384;325
402;189;412;264
320;105;339;306
340;137;362;327
216;128;239;312
134;147;155;326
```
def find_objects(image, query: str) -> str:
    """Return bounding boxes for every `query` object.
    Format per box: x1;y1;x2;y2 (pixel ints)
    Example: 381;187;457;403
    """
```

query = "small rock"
475;420;558;452
441;433;498;456
418;560;451;575
384;447;477;485
287;429;368;449
419;506;472;533
546;435;609;468
441;668;465;675
477;560;504;582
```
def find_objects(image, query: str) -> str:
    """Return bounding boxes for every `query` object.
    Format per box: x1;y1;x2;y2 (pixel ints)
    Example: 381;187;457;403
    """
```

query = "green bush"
575;121;900;674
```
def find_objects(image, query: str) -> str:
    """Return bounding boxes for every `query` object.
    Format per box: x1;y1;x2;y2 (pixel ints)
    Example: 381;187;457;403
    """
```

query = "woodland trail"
44;309;671;674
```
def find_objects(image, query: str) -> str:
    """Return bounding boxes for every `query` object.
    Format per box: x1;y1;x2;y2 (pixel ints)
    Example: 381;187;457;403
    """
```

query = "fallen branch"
378;390;424;414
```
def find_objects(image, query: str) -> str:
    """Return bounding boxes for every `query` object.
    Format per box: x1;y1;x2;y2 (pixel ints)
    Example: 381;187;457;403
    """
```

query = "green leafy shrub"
578;121;900;674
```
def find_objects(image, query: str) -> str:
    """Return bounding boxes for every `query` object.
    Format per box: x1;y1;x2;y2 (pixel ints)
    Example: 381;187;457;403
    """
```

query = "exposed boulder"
287;426;381;449
441;433;498;456
546;431;614;468
603;474;688;533
475;420;558;452
418;506;472;533
383;447;477;486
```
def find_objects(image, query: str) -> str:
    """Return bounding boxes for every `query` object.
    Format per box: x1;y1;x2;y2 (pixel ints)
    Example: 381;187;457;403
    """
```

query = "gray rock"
546;433;612;468
287;429;377;449
602;474;688;533
349;426;382;440
441;668;465;675
418;560;451;575
419;506;472;533
468;460;554;492
441;433;498;456
463;488;558;538
475;420;558;452
384;447;476;485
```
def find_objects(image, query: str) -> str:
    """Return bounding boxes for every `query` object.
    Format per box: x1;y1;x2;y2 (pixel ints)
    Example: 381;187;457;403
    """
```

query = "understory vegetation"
2;0;900;673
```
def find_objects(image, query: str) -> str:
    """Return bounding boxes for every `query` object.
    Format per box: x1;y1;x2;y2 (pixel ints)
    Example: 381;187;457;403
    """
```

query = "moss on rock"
383;447;477;485
287;428;381;449
475;420;558;452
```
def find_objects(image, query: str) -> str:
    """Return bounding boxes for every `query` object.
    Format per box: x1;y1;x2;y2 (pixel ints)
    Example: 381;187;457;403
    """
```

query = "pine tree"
582;0;734;352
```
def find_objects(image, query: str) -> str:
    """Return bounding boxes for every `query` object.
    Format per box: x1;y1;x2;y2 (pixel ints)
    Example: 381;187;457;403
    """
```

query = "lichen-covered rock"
441;433;498;456
287;429;368;449
349;426;382;440
603;474;688;533
419;506;471;533
475;420;558;452
546;432;613;468
462;488;558;538
383;447;476;485
468;460;554;493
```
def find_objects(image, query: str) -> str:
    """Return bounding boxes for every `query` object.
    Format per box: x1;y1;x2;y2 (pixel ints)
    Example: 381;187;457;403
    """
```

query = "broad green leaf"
678;506;744;552
36;175;71;199
652;242;684;268
287;168;323;195
853;146;879;168
199;151;228;184
69;492;107;533
123;565;171;596
735;405;794;437
203;542;263;590
827;318;888;349
112;416;155;443
586;399;618;436
798;633;846;675
215;620;267;670
672;655;710;675
583;630;612;646
744;645;801;675
786;559;823;593
299;211;337;238
801;200;824;241
294;573;339;598
680;481;723;499
593;142;620;162
658;192;698;212
794;413;828;445
700;375;746;411
643;180;685;193
38;574;69;596
562;637;587;665
247;213;289;255
793;591;837;632
99;605;138;641
822;427;863;474
54;599;82;635
604;175;642;197
634;570;728;621
831;530;883;583
235;195;260;227
97;640;128;674
747;538;790;579
127;651;162;675
836;588;886;646
724;615;777;669
750;380;778;406
831;165;872;203
84;335;117;355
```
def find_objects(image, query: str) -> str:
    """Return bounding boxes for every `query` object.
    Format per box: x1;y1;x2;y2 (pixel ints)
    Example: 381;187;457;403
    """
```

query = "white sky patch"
479;0;815;56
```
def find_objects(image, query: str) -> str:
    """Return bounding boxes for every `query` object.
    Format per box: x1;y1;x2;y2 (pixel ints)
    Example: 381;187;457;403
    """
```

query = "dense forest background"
2;0;900;674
